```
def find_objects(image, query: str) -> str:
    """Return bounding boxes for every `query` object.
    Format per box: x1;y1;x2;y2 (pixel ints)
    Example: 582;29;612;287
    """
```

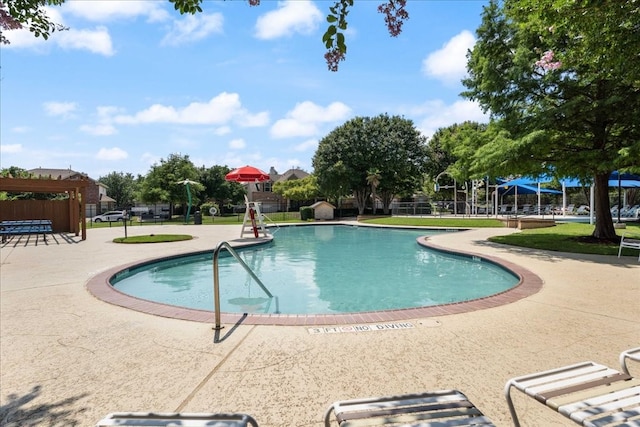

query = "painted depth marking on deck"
308;322;414;334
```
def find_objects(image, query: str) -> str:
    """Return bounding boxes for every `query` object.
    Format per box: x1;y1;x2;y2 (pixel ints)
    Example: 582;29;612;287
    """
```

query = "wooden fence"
0;200;73;233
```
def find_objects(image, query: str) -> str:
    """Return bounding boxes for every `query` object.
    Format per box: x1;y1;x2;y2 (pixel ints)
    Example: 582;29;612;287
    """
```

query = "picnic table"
0;219;53;242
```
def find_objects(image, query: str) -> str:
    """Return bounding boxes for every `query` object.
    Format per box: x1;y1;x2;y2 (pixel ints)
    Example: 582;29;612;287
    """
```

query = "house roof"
311;201;336;209
28;168;93;182
275;168;309;182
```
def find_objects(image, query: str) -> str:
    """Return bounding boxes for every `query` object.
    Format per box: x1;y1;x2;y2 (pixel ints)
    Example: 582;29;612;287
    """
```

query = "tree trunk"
591;173;617;240
380;190;395;215
371;189;377;215
354;189;368;215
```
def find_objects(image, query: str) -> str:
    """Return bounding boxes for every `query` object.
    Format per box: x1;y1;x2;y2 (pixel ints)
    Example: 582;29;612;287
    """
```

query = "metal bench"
0;219;53;242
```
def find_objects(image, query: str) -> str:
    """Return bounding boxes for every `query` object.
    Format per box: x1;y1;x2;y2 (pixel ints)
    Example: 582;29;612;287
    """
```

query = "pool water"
111;225;519;315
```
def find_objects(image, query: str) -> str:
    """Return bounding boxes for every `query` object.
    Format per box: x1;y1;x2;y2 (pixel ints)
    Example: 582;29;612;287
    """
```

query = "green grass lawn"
113;234;193;243
363;217;640;257
489;222;640;256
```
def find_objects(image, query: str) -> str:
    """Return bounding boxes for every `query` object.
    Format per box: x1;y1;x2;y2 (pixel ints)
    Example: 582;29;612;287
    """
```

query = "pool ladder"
212;241;273;330
260;213;281;234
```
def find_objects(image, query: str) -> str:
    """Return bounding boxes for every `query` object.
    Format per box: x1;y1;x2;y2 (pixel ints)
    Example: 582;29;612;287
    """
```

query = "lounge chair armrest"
620;347;640;375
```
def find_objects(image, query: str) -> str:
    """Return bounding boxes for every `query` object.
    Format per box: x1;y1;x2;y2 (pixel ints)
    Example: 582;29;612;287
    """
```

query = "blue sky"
1;0;489;180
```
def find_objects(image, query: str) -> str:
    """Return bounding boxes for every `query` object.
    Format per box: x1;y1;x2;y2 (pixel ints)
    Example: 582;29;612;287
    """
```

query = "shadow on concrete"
472;239;639;268
1;233;81;247
0;385;89;426
214;313;248;344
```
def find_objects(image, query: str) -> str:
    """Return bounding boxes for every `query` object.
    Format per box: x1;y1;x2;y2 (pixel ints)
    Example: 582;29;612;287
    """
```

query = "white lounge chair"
576;205;590;215
505;347;640;427
324;389;495;426
618;234;640;261
95;412;259;426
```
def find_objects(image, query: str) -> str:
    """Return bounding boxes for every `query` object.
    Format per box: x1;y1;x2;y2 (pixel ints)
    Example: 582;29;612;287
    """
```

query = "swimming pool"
110;225;519;315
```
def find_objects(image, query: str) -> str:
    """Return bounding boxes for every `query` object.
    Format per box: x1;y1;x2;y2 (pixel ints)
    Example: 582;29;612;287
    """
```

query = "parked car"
92;211;126;222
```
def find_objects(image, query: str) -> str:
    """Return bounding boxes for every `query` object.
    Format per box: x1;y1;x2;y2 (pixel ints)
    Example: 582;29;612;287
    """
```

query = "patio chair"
95;412;259;426
618;234;640;261
324;389;496;426
505;347;640;427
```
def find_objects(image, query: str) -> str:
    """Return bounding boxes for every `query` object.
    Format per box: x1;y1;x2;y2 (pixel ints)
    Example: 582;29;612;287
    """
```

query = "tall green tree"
366;168;381;215
0;166;32;200
138;153;201;214
98;171;137;208
462;0;640;240
316;160;350;208
272;175;319;209
197;165;245;207
425;122;487;181
313;114;428;215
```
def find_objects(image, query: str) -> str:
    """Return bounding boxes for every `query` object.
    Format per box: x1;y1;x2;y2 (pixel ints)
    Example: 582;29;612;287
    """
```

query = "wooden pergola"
0;176;89;240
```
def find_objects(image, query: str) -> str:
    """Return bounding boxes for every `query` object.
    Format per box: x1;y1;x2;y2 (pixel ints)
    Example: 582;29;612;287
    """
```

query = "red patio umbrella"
225;165;270;183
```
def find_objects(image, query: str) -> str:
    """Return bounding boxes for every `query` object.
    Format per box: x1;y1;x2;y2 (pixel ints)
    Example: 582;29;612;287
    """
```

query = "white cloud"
96;105;125;119
161;13;224;46
222;154;244;168
215;126;232;136
43;101;78;118
411;99;488;139
56;26;115;56
80;124;118;136
270;101;351;138
4;8;114;55
293;139;318;152
271;119;317;139
79;106;123;136
141;152;161;166
3;7;63;48
229;139;246;150
96;147;128;160
237;111;270;127
2;28;46;49
255;0;323;39
422;30;476;84
63;1;169;23
114;92;267;127
0;144;23;154
11;127;30;133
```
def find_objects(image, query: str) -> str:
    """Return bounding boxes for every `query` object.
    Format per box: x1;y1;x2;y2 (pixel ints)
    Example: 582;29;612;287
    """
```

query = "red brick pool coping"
86;235;543;326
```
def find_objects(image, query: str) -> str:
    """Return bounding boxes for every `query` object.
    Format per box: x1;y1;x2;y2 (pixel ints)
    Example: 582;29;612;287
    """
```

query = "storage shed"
310;201;336;220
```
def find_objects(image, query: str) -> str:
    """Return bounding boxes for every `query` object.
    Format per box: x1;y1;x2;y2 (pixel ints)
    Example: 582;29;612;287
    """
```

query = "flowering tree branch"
535;50;562;71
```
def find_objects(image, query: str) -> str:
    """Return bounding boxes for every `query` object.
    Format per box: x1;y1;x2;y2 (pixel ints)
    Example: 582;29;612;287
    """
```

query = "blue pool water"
111;225;519;315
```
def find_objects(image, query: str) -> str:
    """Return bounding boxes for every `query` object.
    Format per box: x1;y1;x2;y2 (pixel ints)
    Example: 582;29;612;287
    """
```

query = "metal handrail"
260;213;281;233
212;240;273;330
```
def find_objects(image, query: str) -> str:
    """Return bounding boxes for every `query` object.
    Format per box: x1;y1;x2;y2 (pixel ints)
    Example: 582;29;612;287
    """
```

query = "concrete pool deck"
1;223;638;426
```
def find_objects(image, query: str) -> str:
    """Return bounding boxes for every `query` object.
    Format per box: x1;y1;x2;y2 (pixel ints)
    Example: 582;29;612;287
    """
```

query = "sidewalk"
1;224;638;426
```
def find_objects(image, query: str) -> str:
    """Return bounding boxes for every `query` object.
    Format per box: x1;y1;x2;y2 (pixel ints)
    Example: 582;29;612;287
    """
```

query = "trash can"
194;211;202;225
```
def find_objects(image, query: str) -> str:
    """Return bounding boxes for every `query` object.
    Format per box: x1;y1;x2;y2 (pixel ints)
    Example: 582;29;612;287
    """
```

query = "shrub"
300;206;314;220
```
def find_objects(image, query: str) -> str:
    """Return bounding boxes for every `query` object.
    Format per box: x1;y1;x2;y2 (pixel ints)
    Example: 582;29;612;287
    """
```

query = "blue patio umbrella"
501;172;640;220
497;178;562;214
